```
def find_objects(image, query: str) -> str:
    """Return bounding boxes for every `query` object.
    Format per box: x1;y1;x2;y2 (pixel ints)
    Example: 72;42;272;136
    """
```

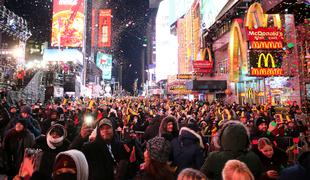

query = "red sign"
250;68;283;76
250;41;283;49
91;9;96;48
246;27;284;41
51;0;84;47
98;9;112;47
193;60;213;69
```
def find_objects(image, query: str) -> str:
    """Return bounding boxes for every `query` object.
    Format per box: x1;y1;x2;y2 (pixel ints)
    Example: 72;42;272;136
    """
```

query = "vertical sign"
98;9;112;47
96;52;112;80
51;0;84;47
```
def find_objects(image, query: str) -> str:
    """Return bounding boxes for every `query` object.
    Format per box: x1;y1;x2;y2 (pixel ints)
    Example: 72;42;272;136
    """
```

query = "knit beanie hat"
256;117;269;127
146;137;171;163
21;105;32;114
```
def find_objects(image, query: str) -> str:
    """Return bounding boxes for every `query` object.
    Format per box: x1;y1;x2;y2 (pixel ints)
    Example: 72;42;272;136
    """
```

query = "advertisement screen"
98;9;112;47
96;52;112;80
51;0;84;47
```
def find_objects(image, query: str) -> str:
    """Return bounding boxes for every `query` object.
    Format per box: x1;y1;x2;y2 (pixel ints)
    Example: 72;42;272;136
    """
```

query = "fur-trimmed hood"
179;127;204;148
159;115;179;137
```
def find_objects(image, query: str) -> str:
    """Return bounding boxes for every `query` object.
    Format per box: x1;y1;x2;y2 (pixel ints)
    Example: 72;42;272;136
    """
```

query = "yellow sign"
258;53;276;68
247;88;254;99
245;2;281;29
251;52;283;76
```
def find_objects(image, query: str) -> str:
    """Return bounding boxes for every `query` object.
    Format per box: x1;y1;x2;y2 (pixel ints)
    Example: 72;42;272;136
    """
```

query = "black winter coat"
171;127;204;173
32;135;70;178
201;121;263;180
70;130;129;180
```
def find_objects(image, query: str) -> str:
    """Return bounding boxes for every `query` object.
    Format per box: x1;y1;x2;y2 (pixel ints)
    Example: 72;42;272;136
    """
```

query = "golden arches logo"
247;88;254;99
257;53;276;68
245;2;281;29
229;21;247;82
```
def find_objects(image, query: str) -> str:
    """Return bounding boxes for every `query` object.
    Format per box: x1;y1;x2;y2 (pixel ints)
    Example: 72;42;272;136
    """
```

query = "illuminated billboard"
98;9;112;47
96;52;112;80
51;0;84;47
249;51;283;76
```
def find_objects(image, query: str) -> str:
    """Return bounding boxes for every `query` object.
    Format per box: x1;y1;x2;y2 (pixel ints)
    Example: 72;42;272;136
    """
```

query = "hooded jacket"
171;127;204;173
158;116;179;141
54;149;89;180
33;124;70;178
200;121;263;180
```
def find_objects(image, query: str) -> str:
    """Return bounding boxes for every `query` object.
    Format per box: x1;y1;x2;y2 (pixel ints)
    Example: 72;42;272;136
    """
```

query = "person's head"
160;116;178;135
257;137;274;158
53;149;88;180
47;124;67;149
10;106;17;114
222;160;254;180
145;137;170;164
15;119;27;132
177;168;207;180
256;117;268;132
50;110;59;121
217;121;250;151
20;105;32;118
98;118;114;142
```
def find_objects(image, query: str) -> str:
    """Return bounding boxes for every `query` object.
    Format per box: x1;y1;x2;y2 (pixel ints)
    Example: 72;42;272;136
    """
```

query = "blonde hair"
222;160;254;180
177;168;207;180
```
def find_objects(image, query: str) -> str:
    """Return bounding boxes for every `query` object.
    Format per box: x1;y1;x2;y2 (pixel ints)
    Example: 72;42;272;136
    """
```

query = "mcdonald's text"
250;68;283;76
246;27;284;41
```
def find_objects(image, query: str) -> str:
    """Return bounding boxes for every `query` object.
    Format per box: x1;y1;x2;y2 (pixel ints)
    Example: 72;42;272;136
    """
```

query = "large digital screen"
51;0;84;47
98;9;112;47
96;52;112;80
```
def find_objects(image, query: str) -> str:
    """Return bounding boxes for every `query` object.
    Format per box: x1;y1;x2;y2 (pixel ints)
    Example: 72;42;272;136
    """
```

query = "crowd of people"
0;96;309;180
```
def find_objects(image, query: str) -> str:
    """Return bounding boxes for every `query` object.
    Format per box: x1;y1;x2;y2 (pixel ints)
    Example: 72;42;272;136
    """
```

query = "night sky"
4;0;150;92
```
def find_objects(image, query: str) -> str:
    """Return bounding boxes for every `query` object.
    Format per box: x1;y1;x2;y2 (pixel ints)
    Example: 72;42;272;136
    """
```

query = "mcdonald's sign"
250;41;283;49
246;27;284;41
247;88;254;99
249;51;283;76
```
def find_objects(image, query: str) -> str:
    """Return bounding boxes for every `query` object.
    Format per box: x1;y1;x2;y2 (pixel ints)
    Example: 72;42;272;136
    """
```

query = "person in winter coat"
135;137;175;180
159;116;179;142
14;149;89;180
171;126;204;173
69;118;129;180
253;137;288;180
279;151;310;180
0;104;10;139
200;121;263;180
5;106;41;137
143;115;162;142
32;124;70;179
3;119;35;178
41;109;60;135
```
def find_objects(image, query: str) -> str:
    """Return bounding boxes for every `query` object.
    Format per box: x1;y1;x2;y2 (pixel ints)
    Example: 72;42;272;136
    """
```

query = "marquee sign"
249;51;283;76
246;27;284;41
249;41;283;49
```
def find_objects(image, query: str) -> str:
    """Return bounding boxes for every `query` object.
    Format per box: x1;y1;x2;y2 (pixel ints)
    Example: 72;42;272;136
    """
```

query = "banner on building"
98;9;112;47
96;52;112;80
51;0;84;47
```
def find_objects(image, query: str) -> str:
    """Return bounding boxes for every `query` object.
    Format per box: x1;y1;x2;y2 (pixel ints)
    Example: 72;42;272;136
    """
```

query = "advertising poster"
98;9;112;47
51;0;84;47
96;52;112;80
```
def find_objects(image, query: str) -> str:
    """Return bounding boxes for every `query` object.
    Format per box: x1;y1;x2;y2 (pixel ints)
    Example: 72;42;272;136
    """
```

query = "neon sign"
250;41;283;49
250;52;283;76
